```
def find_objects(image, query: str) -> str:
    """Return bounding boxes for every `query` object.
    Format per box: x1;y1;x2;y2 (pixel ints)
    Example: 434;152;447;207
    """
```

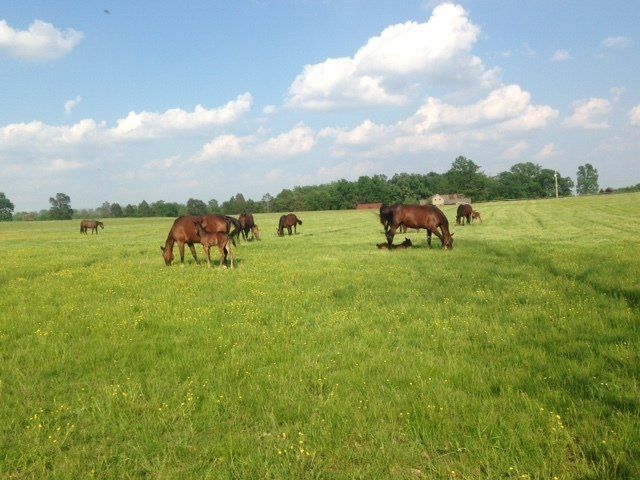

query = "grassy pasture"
1;194;639;479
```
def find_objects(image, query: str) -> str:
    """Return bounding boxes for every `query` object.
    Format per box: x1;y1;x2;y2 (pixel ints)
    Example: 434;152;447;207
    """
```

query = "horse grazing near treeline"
193;221;234;269
471;211;482;223
376;237;413;250
80;220;104;235
238;212;260;241
380;204;454;250
160;214;241;266
277;213;302;236
456;204;473;225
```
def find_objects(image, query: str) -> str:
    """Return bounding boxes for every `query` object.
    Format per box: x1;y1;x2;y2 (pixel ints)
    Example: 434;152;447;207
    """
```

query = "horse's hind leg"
225;242;234;269
426;229;432;248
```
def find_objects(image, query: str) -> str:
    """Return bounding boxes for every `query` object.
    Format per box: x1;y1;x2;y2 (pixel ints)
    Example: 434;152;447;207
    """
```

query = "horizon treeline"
8;156;638;220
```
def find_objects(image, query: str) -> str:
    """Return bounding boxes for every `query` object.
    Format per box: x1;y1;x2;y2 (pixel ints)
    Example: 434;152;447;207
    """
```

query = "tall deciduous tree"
186;198;207;215
0;193;15;221
576;164;599;195
49;193;73;220
445;156;490;201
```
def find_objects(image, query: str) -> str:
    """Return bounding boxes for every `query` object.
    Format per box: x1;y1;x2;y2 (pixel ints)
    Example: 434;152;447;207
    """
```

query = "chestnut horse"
80;220;104;235
380;204;453;249
160;214;241;266
238;212;260;241
194;221;234;269
277;213;302;236
456;204;473;225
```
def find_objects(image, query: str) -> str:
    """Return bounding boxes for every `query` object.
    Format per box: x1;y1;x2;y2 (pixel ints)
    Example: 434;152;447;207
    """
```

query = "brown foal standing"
194;222;234;269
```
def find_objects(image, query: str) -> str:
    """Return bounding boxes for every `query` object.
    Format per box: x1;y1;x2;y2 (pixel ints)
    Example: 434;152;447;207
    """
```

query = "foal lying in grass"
194;222;235;269
377;237;412;250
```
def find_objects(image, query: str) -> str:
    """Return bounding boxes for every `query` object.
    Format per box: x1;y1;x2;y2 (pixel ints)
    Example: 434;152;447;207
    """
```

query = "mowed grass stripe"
1;193;639;478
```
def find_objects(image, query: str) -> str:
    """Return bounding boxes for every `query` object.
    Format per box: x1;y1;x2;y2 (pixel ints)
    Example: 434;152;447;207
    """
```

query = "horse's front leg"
386;224;399;246
288;227;292;235
426;229;432;248
431;228;445;247
204;245;212;268
178;242;186;264
188;243;199;265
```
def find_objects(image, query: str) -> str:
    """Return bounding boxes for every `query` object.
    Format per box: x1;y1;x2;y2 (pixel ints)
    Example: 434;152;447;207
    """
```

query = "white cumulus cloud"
0;19;83;61
325;85;557;158
110;92;252;139
563;98;612;129
64;95;82;113
258;123;316;157
286;3;499;110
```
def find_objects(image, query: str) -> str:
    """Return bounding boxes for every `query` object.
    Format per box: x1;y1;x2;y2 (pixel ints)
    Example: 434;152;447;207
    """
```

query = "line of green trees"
3;157;632;221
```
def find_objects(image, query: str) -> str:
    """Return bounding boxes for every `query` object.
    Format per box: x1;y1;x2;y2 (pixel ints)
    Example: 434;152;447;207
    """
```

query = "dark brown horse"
456;204;473;225
380;204;453;249
277;213;302;236
238;212;260;241
376;237;413;250
80;220;104;234
194;221;234;269
160;214;241;266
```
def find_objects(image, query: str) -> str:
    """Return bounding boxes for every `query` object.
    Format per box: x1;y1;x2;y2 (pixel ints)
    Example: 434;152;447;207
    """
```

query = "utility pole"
554;170;559;198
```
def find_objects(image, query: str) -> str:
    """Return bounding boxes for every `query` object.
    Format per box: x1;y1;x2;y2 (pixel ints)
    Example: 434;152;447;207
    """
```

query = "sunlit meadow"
1;193;639;479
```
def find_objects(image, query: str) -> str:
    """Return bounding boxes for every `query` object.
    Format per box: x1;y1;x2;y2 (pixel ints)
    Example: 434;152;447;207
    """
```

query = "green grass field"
1;194;639;479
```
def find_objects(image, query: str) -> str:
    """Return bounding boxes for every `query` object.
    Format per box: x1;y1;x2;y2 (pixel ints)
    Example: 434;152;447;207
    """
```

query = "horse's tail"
379;204;393;228
225;215;242;247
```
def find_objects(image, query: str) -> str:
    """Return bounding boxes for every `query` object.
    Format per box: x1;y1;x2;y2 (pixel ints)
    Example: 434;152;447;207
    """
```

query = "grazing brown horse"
277;213;302;236
376;237;413;250
194;222;234;269
238;212;260;241
380;204;453;249
471;211;482;223
456;204;473;225
80;220;104;234
160;214;241;266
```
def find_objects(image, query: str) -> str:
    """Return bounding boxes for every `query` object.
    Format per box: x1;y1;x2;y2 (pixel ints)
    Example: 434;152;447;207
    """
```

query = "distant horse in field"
238;212;260;241
380;204;453;249
471;211;482;223
160;214;241;266
194;221;234;269
277;213;302;236
456;204;473;225
80;220;104;235
376;237;413;250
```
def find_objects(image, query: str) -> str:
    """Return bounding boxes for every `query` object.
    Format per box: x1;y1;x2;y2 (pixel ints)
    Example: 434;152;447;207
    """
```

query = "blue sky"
1;0;639;211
